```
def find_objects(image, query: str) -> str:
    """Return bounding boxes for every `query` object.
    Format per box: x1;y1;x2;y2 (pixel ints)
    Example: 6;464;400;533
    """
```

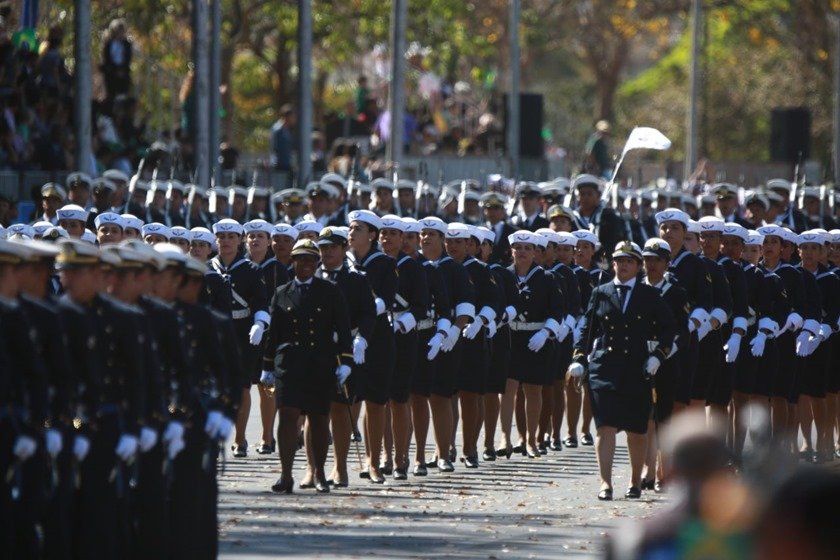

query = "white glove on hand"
335;364;351;385
567;363;585;378
375;298;386;316
573;327;582;346
352;336;367;365
486;320;497;339
645;356;661;377
260;370;275;386
503;305;517;325
528;329;549;352
13;435;37;461
248;322;265;346
795;331;811;357
724;333;741;364
162;421;185;443
442;325;461;352
115;434;139;462
805;335;820;357
167;435;185;460
139;427;158;453
696;319;712;342
45;428;62;459
217;417;234;441
462;319;483;340
688;318;699;334
204;411;223;438
394;312;417;334
750;332;767;357
73;435;90;462
427;332;445;360
556;323;571;343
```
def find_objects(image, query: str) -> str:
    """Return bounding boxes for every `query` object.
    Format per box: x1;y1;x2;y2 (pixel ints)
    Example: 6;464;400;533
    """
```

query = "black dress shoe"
413;463;428;476
256;440;276;454
496;445;513;459
271;477;294;494
368;468;385;484
331;479;348;488
537;441;548;455
526;446;540;459
232;440;248;458
563;437;578;448
482;448;497;461
512;443;527;456
425;456;439;469
581;433;594;446
298;478;315;489
597;488;613;501
462;455;479;469
393;466;408;480
625;486;641;499
654;481;665;494
351;428;362;442
379;462;393;475
550;439;563;452
641;478;655;491
314;480;330;493
359;471;370;479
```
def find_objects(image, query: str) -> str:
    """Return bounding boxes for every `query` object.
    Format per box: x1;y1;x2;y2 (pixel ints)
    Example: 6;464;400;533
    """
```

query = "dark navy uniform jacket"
507;263;564;330
669;247;713;324
432;255;475;322
56;296;99;431
207;251;270;324
316;260;376;340
393;252;430;325
0;296;48;431
418;254;453;329
249;254;290;292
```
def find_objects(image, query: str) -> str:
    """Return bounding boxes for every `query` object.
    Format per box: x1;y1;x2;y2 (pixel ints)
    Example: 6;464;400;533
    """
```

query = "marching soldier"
767;179;808;233
511;182;549;231
480;192;517;266
270;223;299;279
571;174;626;252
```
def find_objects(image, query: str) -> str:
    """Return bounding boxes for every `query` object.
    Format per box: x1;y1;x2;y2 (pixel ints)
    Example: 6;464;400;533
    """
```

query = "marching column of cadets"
3;171;840;556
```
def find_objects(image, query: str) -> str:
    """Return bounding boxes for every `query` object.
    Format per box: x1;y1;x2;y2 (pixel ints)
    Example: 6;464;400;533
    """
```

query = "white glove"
567;362;585;378
375;298;386;316
486;320;497;339
249;322;265;346
73;435;90;462
696;319;712;342
115;434;139;462
162;421;184;443
167;435;185;460
503;305;517;325
335;364;351;385
217;417;234;441
556;323;571;343
427;332;445;360
353;336;367;365
528;329;549;352
394;312;417;334
260;370;275;386
750;332;767;357
795;331;811;357
724;333;741;364
819;324;833;342
204;411;223;438
13;435;37;461
573;327;582;346
139;427;158;453
783;312;804;334
805;335;820;357
645;356;661;377
45;428;63;459
442;325;461;352
463;319;483;340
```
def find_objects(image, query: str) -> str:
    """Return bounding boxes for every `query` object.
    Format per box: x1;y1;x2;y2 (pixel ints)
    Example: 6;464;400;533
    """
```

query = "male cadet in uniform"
246;185;272;222
741;191;770;229
311;226;375;487
799;187;838;231
571;174;626;252
163;179;188;227
481;191;516;266
66;172;93;209
228;186;249;223
86;177;118;230
656;208;713;412
710;183;745;226
511;182;549;231
320;173;350;226
56;204;90;239
767;178;808;233
396;179;418;218
303;181;340;226
35;183;67;225
0;240;49;558
275;188;307;225
208;219;270;457
103;169;131;212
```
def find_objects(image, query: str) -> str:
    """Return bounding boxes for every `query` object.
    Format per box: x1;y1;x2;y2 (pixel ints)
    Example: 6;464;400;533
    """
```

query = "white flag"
620;127;672;157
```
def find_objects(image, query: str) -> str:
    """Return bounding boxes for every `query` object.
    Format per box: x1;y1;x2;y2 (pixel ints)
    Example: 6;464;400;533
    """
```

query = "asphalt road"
218;386;668;559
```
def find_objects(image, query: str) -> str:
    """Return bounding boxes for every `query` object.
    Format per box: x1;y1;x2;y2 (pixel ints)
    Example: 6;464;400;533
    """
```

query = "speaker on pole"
770;107;811;163
504;93;544;158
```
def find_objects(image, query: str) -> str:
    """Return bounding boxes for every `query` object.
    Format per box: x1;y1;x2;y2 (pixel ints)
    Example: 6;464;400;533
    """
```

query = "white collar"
613;277;636;290
644;277;665;289
294;278;313;286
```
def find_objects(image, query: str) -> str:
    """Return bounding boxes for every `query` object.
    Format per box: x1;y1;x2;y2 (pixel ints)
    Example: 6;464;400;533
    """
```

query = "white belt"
509;321;544;332
231;308;250;320
417;319;434;331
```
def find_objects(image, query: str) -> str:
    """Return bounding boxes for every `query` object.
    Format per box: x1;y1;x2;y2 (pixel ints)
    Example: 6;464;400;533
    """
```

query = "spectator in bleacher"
101;19;132;103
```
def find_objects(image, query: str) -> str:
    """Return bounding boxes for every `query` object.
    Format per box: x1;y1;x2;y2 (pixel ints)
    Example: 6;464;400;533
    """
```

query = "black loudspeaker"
770;107;811;163
504;93;544;158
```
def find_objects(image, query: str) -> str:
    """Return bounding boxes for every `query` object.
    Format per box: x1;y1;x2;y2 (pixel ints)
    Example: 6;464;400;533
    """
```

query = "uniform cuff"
544;318;562;339
375;298;386;316
564;315;576;331
436;318;452;333
690;308;709;324
455;302;475;319
397;312;417;332
504;305;517;323
732;317;748;332
709;308;728;326
803;319;820;335
254;310;271;327
758;317;779;335
478;306;496;324
787;312;803;330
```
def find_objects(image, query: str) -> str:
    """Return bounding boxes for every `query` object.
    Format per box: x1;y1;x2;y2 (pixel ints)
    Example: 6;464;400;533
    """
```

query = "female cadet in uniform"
379;215;429;479
261;239;353;493
347;210;397;483
208;219;270;457
502;231;564;459
270;223;299;280
568;241;675;500
244;219;290;455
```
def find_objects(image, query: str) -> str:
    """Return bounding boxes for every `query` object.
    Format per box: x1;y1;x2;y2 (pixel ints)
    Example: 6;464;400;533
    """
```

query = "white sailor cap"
243;219;273;235
153;242;188;267
103;169;130;183
227;186;249;205
131;179;151;193
552;177;572;193
555;231;579;247
190;227;217;249
94;212;126;230
7;224;35;238
56;204;89;222
756;225;797;243
475;225;495;244
294;220;322;235
800;186;821;200
142;222;172;239
81;229;97;244
829;229;840;244
572;174;603;193
31;221;54;237
348;209;382;230
395;179;416;192
539;181;563;197
571;229;601;250
682;194;698;209
535;227;563;245
686;220;702;234
169;226;190;243
272;223;299;240
507;230;543;248
746;230;764;246
697;216;725;233
445;222;475;239
401;217;422;234
744;190;770;211
766;178;793;193
121;214;143;232
66;172;92;188
371;178;395;192
721;223;749;242
655;208;690;226
797;230;830;246
212;218;244;236
353;182;373;195
247;186;271;200
184;256;208;277
763;189;785;204
418;216;447;235
320;173;347;191
461;190;481;202
380;214;408;232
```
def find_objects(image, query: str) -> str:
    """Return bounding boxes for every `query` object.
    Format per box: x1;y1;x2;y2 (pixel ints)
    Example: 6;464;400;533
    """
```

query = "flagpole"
602;127;635;203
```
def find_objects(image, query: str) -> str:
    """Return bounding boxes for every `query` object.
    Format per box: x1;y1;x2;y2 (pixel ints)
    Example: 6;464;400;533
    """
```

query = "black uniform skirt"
509;330;553;386
752;340;779;398
411;328;436;397
553;337;573;383
654;357;678;424
357;317;396;405
771;332;798;402
692;330;726;403
432;338;461;398
798;343;830;398
831;339;840;394
233;317;260;387
589;382;651;435
390;330;419;403
675;333;699;404
486;326;511;394
457;333;488;394
733;330;759;395
275;364;334;416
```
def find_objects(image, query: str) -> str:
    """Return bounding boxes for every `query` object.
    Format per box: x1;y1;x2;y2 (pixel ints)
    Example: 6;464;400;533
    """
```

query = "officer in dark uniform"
568;241;676;501
511;182;549;231
767;179;808;233
571;174;626;253
481;192;517;266
262;239;353;494
207;218;270;457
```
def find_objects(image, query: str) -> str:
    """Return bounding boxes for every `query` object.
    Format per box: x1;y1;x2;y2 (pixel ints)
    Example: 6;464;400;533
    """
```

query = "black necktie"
298;283;309;295
327;270;338;282
617;285;629;311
